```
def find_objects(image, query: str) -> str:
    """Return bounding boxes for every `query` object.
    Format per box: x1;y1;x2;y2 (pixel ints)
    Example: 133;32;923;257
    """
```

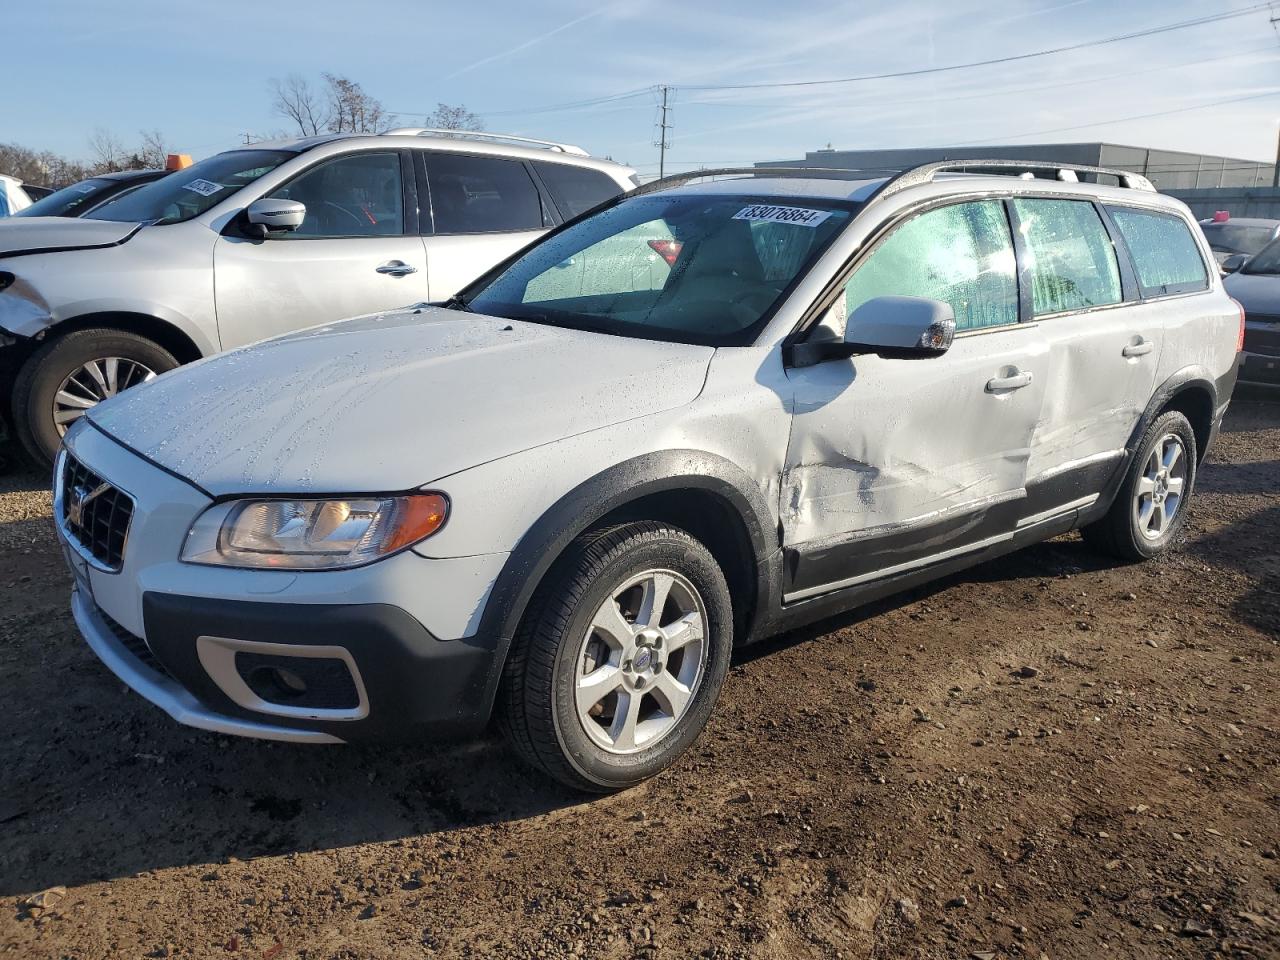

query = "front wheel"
499;522;734;792
1081;409;1198;561
11;328;178;467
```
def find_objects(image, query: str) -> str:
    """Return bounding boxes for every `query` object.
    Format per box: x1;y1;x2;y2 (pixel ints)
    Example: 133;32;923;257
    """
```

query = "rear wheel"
499;521;733;792
11;328;178;467
1081;410;1197;561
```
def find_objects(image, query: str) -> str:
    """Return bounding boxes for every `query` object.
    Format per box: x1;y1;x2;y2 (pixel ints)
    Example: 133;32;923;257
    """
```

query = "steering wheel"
662;297;757;333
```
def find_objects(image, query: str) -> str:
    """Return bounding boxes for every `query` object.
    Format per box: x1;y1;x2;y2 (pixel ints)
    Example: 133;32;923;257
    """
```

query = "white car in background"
0;130;635;463
0;174;32;217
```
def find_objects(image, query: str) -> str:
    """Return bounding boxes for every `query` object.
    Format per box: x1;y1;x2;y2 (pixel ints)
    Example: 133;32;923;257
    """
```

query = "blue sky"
6;0;1278;175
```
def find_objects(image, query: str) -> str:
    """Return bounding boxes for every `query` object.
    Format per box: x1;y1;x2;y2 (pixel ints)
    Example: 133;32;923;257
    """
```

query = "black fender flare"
466;449;780;722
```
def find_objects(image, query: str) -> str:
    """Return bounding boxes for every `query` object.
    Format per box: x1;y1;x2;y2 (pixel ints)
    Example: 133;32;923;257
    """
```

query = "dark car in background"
1199;214;1280;268
16;170;167;219
21;185;54;201
1224;236;1280;388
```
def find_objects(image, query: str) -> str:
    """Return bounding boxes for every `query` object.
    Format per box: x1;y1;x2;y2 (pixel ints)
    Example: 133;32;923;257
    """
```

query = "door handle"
1122;338;1154;358
376;260;418;277
986;370;1033;392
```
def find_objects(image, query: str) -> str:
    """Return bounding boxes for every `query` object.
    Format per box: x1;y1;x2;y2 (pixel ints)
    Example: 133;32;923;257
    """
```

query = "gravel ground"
1;397;1277;960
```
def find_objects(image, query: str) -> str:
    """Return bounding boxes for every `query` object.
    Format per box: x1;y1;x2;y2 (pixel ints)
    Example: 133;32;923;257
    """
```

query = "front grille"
96;603;169;678
61;453;133;570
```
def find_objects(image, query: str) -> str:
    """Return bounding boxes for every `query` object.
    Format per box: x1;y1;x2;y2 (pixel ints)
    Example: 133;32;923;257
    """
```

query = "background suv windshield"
466;193;853;346
1201;222;1274;256
18;177;116;218
1242;237;1280;275
88;150;293;225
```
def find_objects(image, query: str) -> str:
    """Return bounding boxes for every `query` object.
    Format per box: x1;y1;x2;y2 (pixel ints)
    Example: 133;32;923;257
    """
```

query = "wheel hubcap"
1133;434;1187;541
52;357;157;436
573;569;708;755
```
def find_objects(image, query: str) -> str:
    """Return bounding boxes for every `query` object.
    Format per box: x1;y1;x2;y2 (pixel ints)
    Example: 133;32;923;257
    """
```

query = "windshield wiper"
440;294;474;312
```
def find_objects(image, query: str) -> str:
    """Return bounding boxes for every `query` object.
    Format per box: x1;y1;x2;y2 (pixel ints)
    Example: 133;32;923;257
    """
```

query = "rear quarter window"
533;161;624;219
1107;207;1209;297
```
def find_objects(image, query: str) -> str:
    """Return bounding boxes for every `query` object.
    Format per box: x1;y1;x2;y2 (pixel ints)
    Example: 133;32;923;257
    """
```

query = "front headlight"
181;493;448;570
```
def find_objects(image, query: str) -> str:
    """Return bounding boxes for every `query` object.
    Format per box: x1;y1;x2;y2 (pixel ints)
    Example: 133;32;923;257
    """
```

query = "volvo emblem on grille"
67;481;109;527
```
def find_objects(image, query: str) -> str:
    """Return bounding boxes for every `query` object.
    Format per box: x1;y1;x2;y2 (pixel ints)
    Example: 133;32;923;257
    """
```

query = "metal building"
758;142;1275;191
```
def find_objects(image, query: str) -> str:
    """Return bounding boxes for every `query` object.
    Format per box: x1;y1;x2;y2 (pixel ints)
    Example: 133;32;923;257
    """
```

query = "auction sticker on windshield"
733;204;833;228
182;179;223;197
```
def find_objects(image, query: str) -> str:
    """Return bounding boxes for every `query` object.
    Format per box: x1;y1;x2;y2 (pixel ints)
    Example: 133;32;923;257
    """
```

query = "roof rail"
629;166;873;196
869;158;1156;202
381;128;589;156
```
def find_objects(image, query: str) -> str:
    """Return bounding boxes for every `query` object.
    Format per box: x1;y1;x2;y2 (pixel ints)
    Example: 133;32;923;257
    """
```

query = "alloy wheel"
52;357;157;436
1133;433;1188;541
573;568;708;755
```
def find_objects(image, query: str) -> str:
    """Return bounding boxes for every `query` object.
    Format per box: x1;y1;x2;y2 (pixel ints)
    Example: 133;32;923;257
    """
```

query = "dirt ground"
0;397;1276;960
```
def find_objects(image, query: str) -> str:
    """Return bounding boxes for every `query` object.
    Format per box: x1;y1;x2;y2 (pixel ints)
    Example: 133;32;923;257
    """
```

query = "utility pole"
1272;120;1279;188
655;85;672;179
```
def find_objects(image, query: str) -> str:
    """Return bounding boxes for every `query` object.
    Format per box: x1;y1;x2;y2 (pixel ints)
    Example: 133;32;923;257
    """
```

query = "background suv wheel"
1082;409;1198;562
499;521;733;792
11;328;178;467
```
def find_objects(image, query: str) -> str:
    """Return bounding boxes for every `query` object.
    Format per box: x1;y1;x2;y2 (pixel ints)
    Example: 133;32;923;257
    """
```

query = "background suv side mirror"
1220;253;1249;274
788;295;956;367
245;198;306;238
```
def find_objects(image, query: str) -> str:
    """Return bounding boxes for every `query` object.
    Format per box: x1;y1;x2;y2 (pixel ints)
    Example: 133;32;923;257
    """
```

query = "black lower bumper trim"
142;593;499;742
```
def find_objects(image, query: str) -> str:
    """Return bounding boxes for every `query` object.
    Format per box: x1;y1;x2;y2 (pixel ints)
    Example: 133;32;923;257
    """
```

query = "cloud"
442;6;615;81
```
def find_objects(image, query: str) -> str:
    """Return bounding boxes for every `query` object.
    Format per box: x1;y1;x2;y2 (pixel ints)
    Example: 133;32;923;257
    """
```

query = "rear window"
1108;207;1209;297
1199;222;1275;256
534;161;623;219
1011;199;1122;317
424;153;546;234
18;178;115;218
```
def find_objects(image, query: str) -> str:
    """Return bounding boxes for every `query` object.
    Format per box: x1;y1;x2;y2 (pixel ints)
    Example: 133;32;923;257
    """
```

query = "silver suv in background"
0;130;635;463
55;160;1240;791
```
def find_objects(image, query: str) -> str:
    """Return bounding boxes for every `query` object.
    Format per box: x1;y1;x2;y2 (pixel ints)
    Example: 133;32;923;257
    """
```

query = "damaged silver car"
57;160;1241;791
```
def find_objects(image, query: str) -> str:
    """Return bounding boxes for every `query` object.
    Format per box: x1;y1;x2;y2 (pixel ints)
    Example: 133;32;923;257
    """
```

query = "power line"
679;3;1274;92
946;89;1280;147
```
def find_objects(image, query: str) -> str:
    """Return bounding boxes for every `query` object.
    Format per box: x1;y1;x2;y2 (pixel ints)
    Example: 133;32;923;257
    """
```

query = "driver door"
214;151;430;349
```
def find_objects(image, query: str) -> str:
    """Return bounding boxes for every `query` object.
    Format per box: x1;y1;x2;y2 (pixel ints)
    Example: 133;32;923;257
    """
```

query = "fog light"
249;665;308;701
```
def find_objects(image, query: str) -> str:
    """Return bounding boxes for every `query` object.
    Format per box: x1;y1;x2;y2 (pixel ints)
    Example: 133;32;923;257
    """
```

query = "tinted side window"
842;200;1018;333
425;154;544;234
1011;199;1121;316
534;161;622;218
1107;207;1209;297
269;153;404;239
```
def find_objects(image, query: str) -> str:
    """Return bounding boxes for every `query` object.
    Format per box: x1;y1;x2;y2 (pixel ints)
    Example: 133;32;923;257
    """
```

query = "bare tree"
322;73;388;134
138;130;168;168
425;103;484;133
271;74;329;137
88;128;128;172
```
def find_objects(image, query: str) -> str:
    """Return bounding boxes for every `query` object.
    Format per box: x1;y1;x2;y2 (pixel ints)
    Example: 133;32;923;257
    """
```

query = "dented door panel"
781;327;1049;598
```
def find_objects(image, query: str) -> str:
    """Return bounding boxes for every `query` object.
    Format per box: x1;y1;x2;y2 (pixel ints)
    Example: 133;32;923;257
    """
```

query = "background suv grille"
61;453;133;570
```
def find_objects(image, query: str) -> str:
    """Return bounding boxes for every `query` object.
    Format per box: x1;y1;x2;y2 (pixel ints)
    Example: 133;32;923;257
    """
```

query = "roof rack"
630;166;872;196
381;128;589;156
870;158;1156;201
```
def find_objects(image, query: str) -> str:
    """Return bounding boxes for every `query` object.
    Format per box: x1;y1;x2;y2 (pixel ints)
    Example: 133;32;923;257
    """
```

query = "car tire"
11;328;178;467
1080;410;1198;562
499;521;734;792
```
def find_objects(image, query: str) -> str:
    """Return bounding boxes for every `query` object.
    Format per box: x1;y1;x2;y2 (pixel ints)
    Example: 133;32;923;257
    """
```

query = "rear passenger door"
1013;198;1161;518
781;200;1049;600
418;152;552;299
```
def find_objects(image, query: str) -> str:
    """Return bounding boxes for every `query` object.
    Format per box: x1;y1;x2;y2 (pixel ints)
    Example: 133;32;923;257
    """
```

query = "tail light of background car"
647;239;683;267
1231;297;1245;352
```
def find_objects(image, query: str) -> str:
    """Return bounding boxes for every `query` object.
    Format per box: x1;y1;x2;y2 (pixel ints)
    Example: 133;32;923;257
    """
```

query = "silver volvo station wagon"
54;160;1242;791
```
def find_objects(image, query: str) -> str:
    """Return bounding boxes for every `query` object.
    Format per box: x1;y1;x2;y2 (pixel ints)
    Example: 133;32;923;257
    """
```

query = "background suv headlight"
182;494;448;570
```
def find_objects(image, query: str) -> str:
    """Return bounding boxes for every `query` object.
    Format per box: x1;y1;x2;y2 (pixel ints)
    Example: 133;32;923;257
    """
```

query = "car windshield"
1200;222;1275;256
17;177;118;218
1242;237;1280;275
465;193;855;346
88;150;293;225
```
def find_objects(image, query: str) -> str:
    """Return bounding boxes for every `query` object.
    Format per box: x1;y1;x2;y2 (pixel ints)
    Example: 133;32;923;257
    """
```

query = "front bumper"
57;421;510;744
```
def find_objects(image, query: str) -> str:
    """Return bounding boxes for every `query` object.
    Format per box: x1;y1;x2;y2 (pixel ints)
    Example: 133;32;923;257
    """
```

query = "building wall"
1167;187;1280;221
759;143;1275;190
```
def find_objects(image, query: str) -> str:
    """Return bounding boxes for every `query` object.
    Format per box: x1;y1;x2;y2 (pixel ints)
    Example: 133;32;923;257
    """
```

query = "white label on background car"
182;179;223;197
73;182;98;194
733;204;833;228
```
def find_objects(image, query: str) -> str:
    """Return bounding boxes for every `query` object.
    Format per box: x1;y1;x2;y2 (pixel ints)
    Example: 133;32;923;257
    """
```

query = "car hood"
1224;271;1280;315
0;216;142;257
87;307;715;495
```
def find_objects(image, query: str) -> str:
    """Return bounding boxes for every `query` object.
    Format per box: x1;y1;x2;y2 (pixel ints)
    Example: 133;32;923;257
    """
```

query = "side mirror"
245;198;305;238
1221;253;1248;274
788;296;956;367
